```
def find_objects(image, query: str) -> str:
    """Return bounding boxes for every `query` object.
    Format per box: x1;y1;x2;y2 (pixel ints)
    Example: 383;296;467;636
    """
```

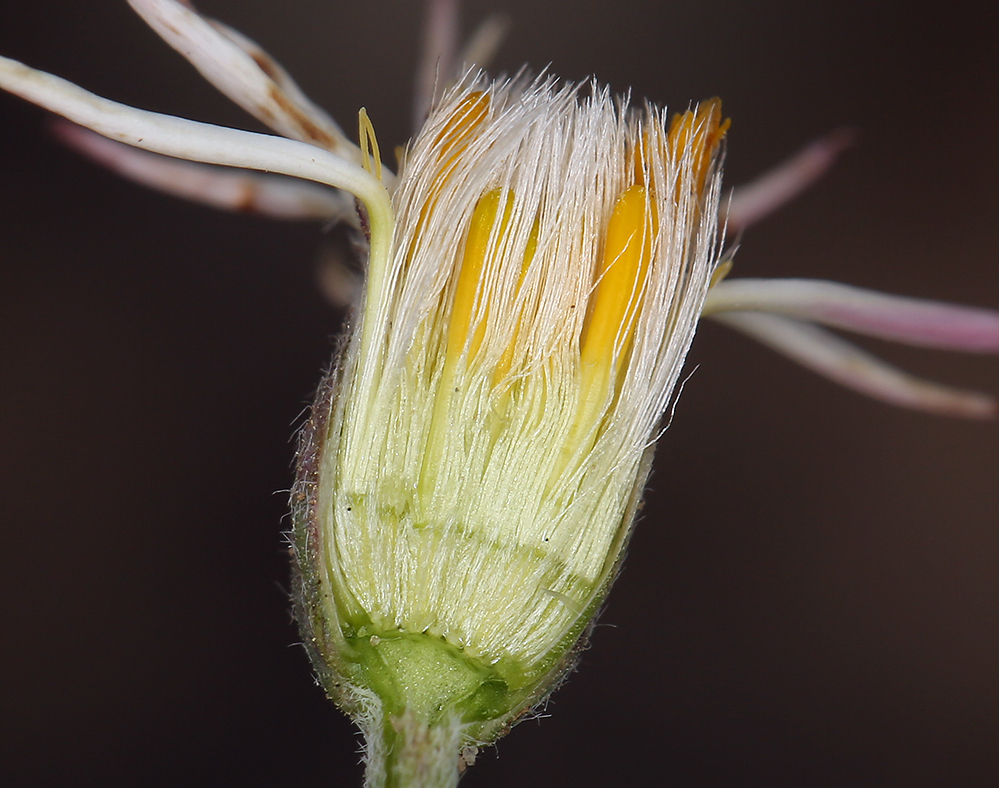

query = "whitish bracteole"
292;75;727;769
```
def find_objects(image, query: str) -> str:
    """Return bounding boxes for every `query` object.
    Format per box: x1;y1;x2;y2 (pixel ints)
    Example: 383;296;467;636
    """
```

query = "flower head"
293;75;727;750
1;0;998;785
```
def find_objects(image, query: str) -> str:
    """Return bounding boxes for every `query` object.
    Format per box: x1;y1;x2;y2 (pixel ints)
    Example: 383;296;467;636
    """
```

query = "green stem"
364;709;469;788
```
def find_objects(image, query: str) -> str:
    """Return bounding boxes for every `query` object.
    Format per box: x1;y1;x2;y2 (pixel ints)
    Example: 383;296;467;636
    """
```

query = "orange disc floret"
433;90;490;163
668;97;730;196
581;184;654;373
409;91;493;253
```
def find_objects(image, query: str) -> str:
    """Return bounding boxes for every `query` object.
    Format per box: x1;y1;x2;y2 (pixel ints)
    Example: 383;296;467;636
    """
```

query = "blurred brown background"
1;1;997;785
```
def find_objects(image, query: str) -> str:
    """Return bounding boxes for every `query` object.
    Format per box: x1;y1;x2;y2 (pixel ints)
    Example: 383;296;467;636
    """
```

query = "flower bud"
291;76;726;784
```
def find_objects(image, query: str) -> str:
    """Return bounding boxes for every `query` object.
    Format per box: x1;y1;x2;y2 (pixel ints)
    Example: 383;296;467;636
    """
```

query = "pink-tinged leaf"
458;13;510;77
711;311;996;419
704;278;999;352
414;0;461;130
725;129;854;233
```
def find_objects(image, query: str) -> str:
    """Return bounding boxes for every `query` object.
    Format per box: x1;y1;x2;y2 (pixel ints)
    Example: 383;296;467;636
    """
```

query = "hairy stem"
364;710;469;788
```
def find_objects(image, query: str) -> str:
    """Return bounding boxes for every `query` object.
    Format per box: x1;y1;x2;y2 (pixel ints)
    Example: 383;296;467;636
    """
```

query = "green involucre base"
342;631;518;726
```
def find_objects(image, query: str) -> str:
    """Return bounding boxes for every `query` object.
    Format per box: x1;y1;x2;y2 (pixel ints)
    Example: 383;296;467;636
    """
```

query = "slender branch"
0;53;395;368
54;121;358;223
127;0;356;156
